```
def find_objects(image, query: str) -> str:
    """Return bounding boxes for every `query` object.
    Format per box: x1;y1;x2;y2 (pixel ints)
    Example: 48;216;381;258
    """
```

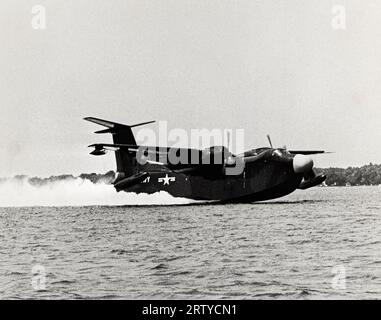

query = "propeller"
225;130;235;167
266;134;273;148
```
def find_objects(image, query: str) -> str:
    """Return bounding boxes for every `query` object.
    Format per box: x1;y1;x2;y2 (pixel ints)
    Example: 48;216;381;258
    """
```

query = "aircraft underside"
121;161;306;203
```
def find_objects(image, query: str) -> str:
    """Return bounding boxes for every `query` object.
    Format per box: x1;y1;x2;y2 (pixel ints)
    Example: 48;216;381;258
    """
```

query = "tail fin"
84;117;155;145
84;117;155;176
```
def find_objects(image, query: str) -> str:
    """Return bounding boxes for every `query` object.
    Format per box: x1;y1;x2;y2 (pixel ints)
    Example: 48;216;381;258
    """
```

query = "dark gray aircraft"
84;117;327;203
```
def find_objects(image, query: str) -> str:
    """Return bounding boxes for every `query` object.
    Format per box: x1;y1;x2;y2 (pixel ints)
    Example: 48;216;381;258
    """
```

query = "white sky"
1;0;381;176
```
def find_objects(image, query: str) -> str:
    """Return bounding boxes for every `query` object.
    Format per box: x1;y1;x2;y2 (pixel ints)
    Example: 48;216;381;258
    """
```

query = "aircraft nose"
293;154;314;173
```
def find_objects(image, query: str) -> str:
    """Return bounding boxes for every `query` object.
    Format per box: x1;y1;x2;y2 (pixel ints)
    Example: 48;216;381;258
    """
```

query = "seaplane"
84;117;327;203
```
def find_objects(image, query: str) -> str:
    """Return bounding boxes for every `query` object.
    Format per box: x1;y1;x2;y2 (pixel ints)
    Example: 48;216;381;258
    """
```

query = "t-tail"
84;117;155;190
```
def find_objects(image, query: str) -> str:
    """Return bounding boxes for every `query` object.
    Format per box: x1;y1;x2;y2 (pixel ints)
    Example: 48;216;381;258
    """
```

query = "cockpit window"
272;149;283;157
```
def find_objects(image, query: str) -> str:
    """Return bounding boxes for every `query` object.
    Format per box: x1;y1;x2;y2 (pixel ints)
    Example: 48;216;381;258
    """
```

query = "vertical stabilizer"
84;117;155;176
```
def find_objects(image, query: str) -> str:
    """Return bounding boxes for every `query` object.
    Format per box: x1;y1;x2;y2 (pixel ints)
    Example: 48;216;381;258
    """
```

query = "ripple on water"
0;186;380;299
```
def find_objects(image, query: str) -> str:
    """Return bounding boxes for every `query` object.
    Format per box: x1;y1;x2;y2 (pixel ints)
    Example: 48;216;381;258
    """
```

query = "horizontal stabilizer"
84;116;155;146
84;117;155;129
88;143;202;156
84;117;120;128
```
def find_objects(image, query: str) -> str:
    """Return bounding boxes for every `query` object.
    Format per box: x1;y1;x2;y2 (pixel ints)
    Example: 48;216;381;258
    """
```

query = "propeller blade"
266;134;273;148
227;130;231;151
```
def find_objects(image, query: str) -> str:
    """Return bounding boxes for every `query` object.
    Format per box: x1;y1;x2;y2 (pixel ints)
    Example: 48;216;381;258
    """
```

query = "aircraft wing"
88;144;205;168
88;143;202;155
88;143;232;175
288;150;328;155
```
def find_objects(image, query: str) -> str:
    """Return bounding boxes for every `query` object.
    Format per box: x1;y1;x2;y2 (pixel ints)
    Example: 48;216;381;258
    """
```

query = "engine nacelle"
200;146;238;176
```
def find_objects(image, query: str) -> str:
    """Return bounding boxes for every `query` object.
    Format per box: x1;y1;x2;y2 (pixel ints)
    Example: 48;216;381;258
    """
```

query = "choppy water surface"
0;186;380;299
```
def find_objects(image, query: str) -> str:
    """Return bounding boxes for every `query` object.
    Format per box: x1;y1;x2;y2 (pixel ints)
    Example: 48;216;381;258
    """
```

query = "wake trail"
0;176;201;207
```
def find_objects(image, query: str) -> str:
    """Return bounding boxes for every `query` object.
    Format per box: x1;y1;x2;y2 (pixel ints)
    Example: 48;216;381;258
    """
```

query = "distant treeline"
1;164;381;187
317;163;381;186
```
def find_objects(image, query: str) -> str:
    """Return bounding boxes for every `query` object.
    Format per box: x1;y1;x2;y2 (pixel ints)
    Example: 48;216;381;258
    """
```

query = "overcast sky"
1;0;381;176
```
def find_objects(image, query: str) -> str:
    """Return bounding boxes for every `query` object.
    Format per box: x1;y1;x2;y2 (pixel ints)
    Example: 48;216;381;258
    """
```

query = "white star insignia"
158;174;176;186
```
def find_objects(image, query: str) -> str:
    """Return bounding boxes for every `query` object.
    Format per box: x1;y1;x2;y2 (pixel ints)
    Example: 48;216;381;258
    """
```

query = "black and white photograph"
0;0;380;307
